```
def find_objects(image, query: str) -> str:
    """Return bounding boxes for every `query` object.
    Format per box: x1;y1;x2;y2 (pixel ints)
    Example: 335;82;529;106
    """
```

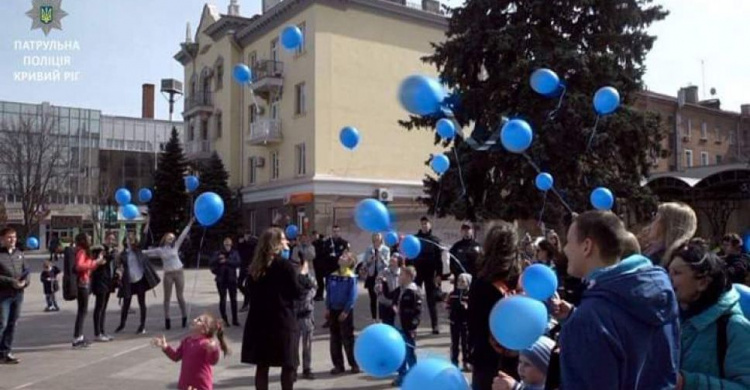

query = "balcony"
185;140;212;160
251;60;283;97
183;91;213;118
248;119;282;145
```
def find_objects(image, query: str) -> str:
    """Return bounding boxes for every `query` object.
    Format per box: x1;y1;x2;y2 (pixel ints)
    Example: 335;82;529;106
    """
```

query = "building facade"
0;96;183;248
175;0;452;245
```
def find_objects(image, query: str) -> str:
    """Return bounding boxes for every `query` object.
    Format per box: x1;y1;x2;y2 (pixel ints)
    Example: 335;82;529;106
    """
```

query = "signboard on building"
51;215;82;229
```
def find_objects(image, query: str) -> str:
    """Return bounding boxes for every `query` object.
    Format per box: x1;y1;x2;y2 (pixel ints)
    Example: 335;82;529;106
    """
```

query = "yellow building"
175;0;456;242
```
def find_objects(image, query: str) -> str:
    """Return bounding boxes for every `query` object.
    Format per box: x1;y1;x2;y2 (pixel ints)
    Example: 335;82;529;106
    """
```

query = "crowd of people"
1;201;749;390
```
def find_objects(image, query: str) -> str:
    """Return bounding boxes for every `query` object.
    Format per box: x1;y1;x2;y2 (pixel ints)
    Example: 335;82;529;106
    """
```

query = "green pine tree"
187;152;242;265
401;0;669;225
148;127;190;247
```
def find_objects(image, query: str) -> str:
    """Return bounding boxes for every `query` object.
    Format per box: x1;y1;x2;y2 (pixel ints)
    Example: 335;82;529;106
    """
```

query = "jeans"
45;293;59;309
93;292;110;336
329;309;357;369
163;270;187;319
398;330;417;378
74;285;90;339
295;321;314;372
450;319;470;365
120;289;147;329
216;283;238;324
0;293;24;357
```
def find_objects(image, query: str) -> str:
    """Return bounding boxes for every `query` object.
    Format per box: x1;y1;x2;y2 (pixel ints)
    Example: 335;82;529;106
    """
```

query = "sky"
0;0;749;120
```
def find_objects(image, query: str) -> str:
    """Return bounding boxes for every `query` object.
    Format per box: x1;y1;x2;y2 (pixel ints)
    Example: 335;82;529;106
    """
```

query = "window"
716;154;723;165
248;51;257;67
683;118;692;140
294;83;306;115
248;157;257;185
684;149;693;168
715;127;721;143
700;151;709;166
188;124;195;141
296;22;306;55
271;150;279;180
215;112;223;139
295;143;306;176
215;62;224;90
270;39;278;62
201;119;208;140
729;131;736;145
700;122;707;140
249;104;257;124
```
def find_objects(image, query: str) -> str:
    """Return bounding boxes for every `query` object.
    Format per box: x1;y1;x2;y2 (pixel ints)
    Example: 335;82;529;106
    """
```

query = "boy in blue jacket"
325;250;360;375
552;211;680;390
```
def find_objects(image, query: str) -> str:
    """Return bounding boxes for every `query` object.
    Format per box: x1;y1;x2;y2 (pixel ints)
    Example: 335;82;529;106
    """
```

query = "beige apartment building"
175;0;451;241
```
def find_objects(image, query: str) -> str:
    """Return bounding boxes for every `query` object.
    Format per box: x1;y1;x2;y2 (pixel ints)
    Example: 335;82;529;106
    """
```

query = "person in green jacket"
668;240;750;390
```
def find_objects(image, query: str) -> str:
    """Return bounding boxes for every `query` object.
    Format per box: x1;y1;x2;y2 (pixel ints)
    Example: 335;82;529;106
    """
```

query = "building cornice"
637;90;743;117
204;14;257;41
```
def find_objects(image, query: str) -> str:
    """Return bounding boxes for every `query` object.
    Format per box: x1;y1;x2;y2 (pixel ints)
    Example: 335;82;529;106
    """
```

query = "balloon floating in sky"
138;188;152;203
398;75;447;116
590;187;615;211
385;231;400;247
285;225;299;240
115;188;131;206
25;236;39;250
500;119;533;153
185;175;200;193
194;192;225;227
593;86;621;115
401;235;421;259
535;172;554;191
436;118;456;140
340;126;360;150
122;204;139;220
530;68;560;96
430;153;450;175
232;63;252;84
354;199;391;233
281;25;303;51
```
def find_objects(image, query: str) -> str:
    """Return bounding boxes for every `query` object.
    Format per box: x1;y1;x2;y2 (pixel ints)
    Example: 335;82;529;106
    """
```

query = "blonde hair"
249;227;285;280
199;313;231;357
654;202;697;266
621;231;641;258
159;232;175;247
402;265;417;280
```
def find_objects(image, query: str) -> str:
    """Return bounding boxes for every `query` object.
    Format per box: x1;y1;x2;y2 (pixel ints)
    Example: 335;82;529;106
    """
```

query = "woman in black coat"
210;237;241;327
115;233;160;335
242;227;301;390
91;232;118;342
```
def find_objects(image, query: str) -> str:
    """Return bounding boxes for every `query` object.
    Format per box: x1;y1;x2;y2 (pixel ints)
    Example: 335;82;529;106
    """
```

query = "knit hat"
457;273;472;289
520;336;555;373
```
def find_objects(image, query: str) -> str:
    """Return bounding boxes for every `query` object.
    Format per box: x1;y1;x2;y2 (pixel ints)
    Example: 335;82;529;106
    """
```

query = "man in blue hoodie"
553;211;680;389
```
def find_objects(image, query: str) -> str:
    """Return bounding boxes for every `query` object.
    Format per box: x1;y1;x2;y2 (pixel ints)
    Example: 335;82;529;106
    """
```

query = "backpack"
62;246;78;301
717;313;731;378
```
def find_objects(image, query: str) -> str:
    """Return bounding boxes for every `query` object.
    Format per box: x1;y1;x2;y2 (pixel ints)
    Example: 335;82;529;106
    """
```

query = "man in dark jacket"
553;211;680;390
320;226;349;302
312;231;328;301
0;228;29;364
412;216;442;334
721;233;749;285
393;265;422;386
449;222;480;282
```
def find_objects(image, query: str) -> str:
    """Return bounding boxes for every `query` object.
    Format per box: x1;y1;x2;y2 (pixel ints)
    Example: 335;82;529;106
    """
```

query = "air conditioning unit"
376;188;393;202
255;157;266;167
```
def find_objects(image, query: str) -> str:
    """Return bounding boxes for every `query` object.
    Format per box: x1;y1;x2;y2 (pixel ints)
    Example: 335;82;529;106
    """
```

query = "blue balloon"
436;118;456;140
232;63;252;84
185;175;200;192
281;25;303;50
490;296;548;350
500;119;533;153
590;187;615;210
138;188;152;203
340;126;360;150
385;231;400;247
122;204;139;220
354;324;406;377
522;264;558;301
593;86;621;115
25;236;39;250
115;188;131;206
735;284;750;319
401;235;421;259
354;199;391;233
285;225;299;240
430;154;450;175
535;172;554;191
194;192;225;227
398;75;447;116
401;357;458;390
530;68;560;96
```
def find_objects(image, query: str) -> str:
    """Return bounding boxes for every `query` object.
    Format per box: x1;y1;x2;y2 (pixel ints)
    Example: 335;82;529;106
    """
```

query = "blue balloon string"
522;153;574;214
452;147;467;198
187;227;207;321
538;191;548;226
417;237;467;275
586;115;601;151
546;84;567;121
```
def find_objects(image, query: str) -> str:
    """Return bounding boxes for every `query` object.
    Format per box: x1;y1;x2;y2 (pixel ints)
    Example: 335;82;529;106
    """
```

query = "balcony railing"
248;119;282;145
251;60;284;82
185;140;212;156
184;91;213;112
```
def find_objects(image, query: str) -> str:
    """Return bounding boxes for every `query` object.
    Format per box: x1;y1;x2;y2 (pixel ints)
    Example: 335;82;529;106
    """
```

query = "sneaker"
44;307;53;312
1;353;20;364
95;335;110;342
136;325;146;335
72;338;90;349
302;370;315;380
104;334;115;341
53;306;60;311
329;367;345;376
350;366;361;374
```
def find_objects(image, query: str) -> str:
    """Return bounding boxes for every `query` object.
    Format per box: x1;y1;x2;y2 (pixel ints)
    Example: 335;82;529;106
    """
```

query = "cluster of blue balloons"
114;188;140;221
193;192;224;227
285;224;299;240
354;324;406;377
430;153;450;175
25;236;39;250
590;187;615;211
340;126;360;150
354;199;391;233
281;25;303;51
530;68;621;115
185;175;200;193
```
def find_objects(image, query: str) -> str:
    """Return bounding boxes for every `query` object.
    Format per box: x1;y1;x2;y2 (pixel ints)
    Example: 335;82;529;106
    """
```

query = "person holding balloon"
91;232;119;342
209;237;241;327
358;233;390;322
551;211;680;389
115;232;161;335
143;217;195;330
375;253;404;326
467;221;522;390
392;265;422;387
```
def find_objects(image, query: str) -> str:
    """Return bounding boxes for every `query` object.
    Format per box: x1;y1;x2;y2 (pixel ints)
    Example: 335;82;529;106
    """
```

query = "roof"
644;163;750;188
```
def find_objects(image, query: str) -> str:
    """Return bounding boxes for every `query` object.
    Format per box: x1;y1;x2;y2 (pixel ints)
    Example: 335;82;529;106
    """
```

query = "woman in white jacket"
359;233;390;321
143;217;194;330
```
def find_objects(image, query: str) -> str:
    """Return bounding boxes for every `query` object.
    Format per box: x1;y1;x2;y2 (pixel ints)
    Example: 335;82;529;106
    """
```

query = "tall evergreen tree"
149;128;189;246
401;0;669;225
187;152;242;263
